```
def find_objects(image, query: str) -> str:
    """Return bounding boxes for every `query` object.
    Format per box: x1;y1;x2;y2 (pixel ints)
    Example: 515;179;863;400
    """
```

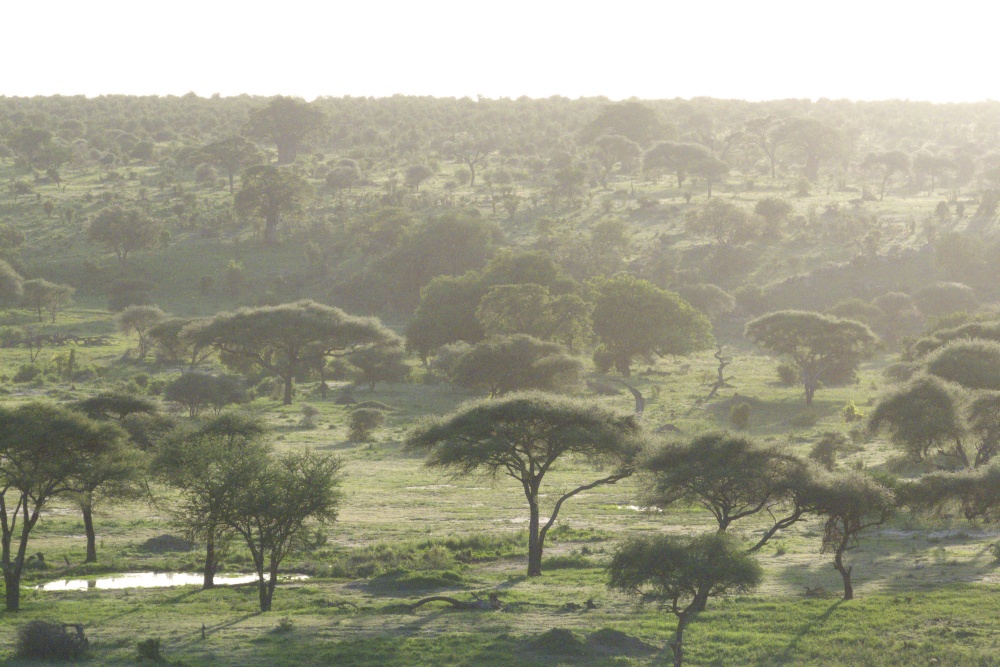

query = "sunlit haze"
5;0;998;102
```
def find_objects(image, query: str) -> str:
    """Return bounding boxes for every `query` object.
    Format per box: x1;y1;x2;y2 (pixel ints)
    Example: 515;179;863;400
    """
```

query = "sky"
3;1;998;103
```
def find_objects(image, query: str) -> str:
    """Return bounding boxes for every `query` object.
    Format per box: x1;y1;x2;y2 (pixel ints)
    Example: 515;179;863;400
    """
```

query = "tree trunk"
706;180;713;198
257;578;271;612
834;550;853;600
527;501;542;577
671;614;689;667
203;532;217;589
804;385;814;405
82;506;97;564
282;376;294;405
227;171;236;195
4;567;22;612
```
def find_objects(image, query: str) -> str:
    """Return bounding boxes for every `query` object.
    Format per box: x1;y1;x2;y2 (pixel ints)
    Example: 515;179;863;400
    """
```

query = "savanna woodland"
2;94;1000;665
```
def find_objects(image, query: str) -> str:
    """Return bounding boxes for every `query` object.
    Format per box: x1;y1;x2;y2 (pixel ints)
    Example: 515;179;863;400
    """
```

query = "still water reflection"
36;572;308;591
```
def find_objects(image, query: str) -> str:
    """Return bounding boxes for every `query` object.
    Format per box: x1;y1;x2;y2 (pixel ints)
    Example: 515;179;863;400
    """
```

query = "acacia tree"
643;433;819;553
448;335;582;397
71;437;146;563
742;116;784;179
199;135;263;194
591;275;713;378
247;96;327;165
116;305;166;360
345;345;410;391
153;414;270;590
686;199;754;245
608;533;763;667
74;393;157;422
217;449;342;612
774;117;842;181
862;150;911;201
406;392;642;576
234;165;311;245
745;311;878;405
147;317;214;369
643;141;713;187
21;279;74;323
0;403;122;611
87;204;160;265
186;300;401;405
164;373;247;417
591;134;641;188
444;133;494;188
812;471;895;600
867;375;968;465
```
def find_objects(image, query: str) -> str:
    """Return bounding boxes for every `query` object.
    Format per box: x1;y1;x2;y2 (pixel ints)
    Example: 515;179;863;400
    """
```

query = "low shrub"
15;621;88;661
348;408;385;441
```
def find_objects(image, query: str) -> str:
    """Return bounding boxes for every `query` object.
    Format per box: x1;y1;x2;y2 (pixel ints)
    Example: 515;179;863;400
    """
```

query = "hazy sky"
4;1;995;102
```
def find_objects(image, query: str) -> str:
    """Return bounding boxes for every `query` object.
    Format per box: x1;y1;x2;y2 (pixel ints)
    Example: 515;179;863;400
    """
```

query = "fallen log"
407;592;501;612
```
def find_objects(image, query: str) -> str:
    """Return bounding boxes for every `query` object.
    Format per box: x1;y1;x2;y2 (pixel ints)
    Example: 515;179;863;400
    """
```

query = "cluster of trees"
405;391;900;666
0;397;340;614
407;252;713;381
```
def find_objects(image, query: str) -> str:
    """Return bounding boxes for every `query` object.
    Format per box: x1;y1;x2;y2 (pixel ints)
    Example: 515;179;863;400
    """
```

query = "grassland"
1;100;998;664
0;308;995;666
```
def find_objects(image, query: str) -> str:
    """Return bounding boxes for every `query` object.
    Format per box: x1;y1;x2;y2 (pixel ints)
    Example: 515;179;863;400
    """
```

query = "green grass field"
0;311;995;666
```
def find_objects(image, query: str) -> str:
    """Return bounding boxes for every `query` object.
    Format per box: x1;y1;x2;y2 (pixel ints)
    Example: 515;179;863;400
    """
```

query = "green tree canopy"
216;449;342;611
147;317;214;369
70;432;146;564
608;533;762;667
234;165;311;245
811;471;895;600
686;199;755;245
745;311;878;405
153;413;270;590
447;335;583;397
87;204;160;265
925;340;1000;391
164;372;248;418
247;96;327;164
74;392;157;422
21;279;74;323
0;403;124;611
198;135;263;193
116;305;166;360
867;375;966;464
406;392;642;576
643;433;819;553
187;300;401;404
643;141;713;187
591;275;713;377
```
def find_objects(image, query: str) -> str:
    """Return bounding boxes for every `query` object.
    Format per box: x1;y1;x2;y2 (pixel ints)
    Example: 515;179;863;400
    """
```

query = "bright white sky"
3;1;997;103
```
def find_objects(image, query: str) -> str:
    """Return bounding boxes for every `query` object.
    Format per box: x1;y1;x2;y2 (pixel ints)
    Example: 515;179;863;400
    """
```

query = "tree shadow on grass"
704;394;844;435
170;612;261;648
757;599;844;666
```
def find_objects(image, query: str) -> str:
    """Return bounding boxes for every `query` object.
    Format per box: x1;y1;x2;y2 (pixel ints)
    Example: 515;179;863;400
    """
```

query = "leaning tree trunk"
82;505;97;564
670;613;691;667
